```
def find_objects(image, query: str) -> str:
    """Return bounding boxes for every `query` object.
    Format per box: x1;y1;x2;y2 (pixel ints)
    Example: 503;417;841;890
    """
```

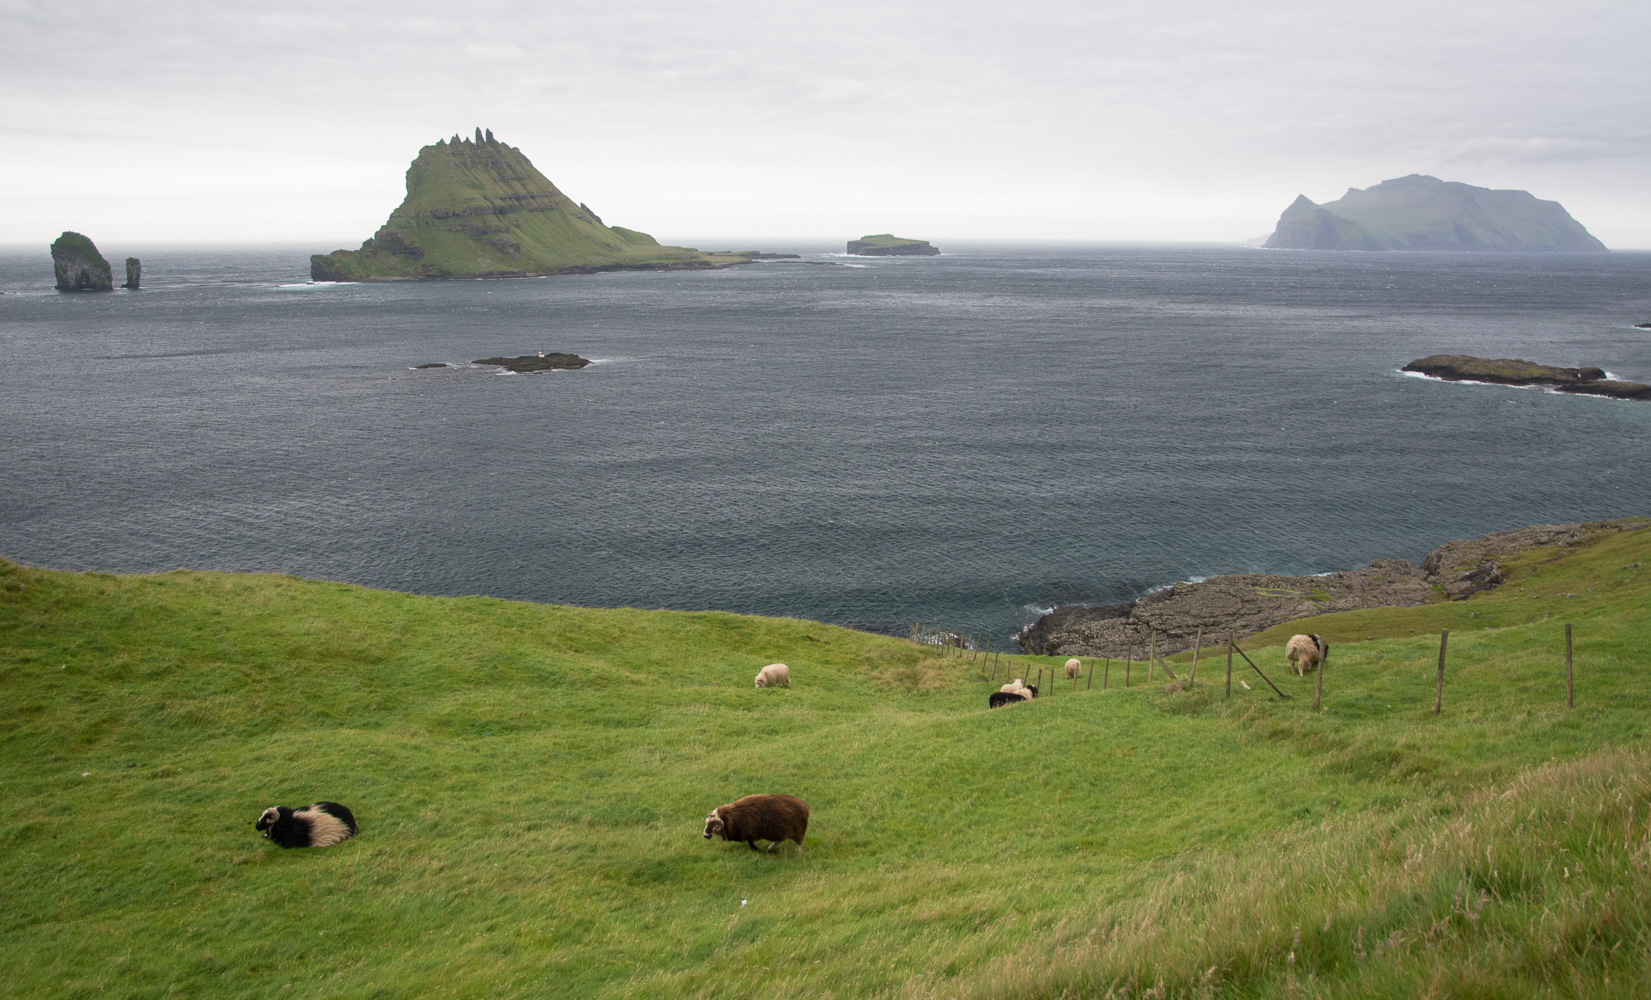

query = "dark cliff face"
1264;175;1607;252
51;232;113;292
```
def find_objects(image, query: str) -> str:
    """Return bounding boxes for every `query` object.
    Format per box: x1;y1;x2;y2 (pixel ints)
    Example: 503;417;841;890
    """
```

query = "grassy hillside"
310;132;747;280
2;520;1648;998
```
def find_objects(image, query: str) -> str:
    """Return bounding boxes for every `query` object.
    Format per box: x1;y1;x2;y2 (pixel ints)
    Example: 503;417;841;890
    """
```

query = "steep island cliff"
1264;175;1606;252
847;234;939;256
312;128;753;281
1404;355;1651;401
51;232;113;291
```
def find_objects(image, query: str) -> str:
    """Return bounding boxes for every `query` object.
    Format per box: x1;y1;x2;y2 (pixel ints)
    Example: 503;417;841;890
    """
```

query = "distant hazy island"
847;234;939;256
1264;175;1606;252
311;129;756;281
1403;355;1651;400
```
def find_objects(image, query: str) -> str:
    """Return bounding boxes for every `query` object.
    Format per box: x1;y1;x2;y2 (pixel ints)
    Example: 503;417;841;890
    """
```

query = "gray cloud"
2;0;1647;244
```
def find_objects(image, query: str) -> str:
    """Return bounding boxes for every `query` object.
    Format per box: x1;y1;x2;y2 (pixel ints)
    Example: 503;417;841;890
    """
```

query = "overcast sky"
3;0;1648;247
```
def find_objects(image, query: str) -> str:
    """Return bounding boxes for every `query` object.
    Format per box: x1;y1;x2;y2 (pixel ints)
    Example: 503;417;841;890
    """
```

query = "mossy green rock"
311;129;748;281
847;234;939;256
1265;175;1607;252
51;231;113;291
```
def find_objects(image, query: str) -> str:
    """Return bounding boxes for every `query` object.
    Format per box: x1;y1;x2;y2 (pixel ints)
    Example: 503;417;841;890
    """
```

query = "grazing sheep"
1064;657;1082;680
1285;634;1328;676
754;663;790;689
999;679;1027;693
255;802;358;848
702;794;810;854
989;690;1029;708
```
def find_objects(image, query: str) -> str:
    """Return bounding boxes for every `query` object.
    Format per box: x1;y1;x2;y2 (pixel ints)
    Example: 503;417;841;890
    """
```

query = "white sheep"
754;663;791;689
1064;657;1082;680
1285;634;1328;676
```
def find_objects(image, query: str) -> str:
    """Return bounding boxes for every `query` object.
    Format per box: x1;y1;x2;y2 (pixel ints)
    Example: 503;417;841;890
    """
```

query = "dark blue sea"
3;243;1648;643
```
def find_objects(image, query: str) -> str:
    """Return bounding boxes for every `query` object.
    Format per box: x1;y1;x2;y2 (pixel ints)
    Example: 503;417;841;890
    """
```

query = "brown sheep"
1064;657;1082;680
1285;634;1328;676
702;793;810;854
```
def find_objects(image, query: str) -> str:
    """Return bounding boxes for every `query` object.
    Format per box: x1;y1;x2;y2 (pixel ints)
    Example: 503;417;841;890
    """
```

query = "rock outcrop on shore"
1264;175;1606;252
1404;355;1651;401
1019;518;1647;658
847;234;939;256
123;257;141;290
51;232;113;292
311;128;754;282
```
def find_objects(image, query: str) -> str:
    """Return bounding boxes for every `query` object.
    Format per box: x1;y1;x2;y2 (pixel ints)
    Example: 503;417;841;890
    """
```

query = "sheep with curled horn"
702;794;810;854
255;802;358;848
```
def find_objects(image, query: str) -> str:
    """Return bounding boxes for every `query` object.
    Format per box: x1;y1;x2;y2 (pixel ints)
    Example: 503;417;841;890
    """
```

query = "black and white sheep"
989;679;1039;707
255;802;358;848
1285;634;1328;676
702;793;810;854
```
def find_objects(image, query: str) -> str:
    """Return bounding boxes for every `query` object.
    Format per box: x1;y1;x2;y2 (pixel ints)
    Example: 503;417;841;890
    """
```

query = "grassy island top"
50;231;108;265
852;233;928;247
4;517;1651;997
311;128;749;281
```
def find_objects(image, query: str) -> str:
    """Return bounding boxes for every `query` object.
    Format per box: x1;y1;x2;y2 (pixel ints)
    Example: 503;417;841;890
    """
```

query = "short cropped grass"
2;520;1648;998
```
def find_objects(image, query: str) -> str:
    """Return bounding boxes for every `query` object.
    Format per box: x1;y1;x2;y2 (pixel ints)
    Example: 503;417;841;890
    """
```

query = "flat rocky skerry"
1402;355;1651;401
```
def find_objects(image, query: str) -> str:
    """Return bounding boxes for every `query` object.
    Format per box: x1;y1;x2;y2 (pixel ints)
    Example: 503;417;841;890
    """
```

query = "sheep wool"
754;663;791;689
256;802;359;848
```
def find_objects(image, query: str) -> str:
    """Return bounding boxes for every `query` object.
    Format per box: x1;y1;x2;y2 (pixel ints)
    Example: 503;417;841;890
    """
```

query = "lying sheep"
754;663;790;689
989;679;1038;707
1064;657;1082;680
1285;634;1328;676
703;793;810;854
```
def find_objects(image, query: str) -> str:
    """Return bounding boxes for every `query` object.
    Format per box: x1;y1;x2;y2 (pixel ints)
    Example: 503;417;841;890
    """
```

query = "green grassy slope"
310;134;745;280
2;522;1648;998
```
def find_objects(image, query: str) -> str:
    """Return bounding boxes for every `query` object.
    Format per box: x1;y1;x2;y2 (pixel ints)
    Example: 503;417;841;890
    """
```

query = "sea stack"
310;128;749;281
1264;175;1606;252
51;232;114;291
847;234;940;256
123;257;141;290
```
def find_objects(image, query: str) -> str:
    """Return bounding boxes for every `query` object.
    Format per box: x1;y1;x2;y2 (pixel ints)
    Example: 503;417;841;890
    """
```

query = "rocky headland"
847;234;939;256
311;128;755;282
51;232;113;292
1019;518;1647;658
473;353;591;373
1404;355;1651;401
1264;175;1606;252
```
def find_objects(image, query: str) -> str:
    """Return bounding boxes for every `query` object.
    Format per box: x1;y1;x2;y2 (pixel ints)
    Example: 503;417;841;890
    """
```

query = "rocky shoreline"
1018;518;1647;658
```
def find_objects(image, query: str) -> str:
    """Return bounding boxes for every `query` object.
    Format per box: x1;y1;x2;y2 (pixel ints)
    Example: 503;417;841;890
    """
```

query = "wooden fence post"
1434;629;1448;715
994;644;1002;678
1036;668;1044;693
1313;640;1327;712
1125;647;1132;688
1189;627;1202;686
1103;657;1110;690
1566;623;1574;708
1086;660;1094;690
1229;639;1290;699
1148;632;1156;682
1225;631;1234;699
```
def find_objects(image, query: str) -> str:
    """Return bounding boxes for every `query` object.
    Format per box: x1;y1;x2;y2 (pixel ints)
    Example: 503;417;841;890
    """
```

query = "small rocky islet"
49;232;140;292
1403;354;1651;401
846;234;939;256
415;354;592;373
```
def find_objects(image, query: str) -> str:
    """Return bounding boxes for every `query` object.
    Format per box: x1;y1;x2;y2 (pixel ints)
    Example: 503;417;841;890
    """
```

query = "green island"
4;517;1651;998
50;231;113;292
311;128;754;281
847;234;940;256
1265;175;1607;252
1405;354;1651;401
